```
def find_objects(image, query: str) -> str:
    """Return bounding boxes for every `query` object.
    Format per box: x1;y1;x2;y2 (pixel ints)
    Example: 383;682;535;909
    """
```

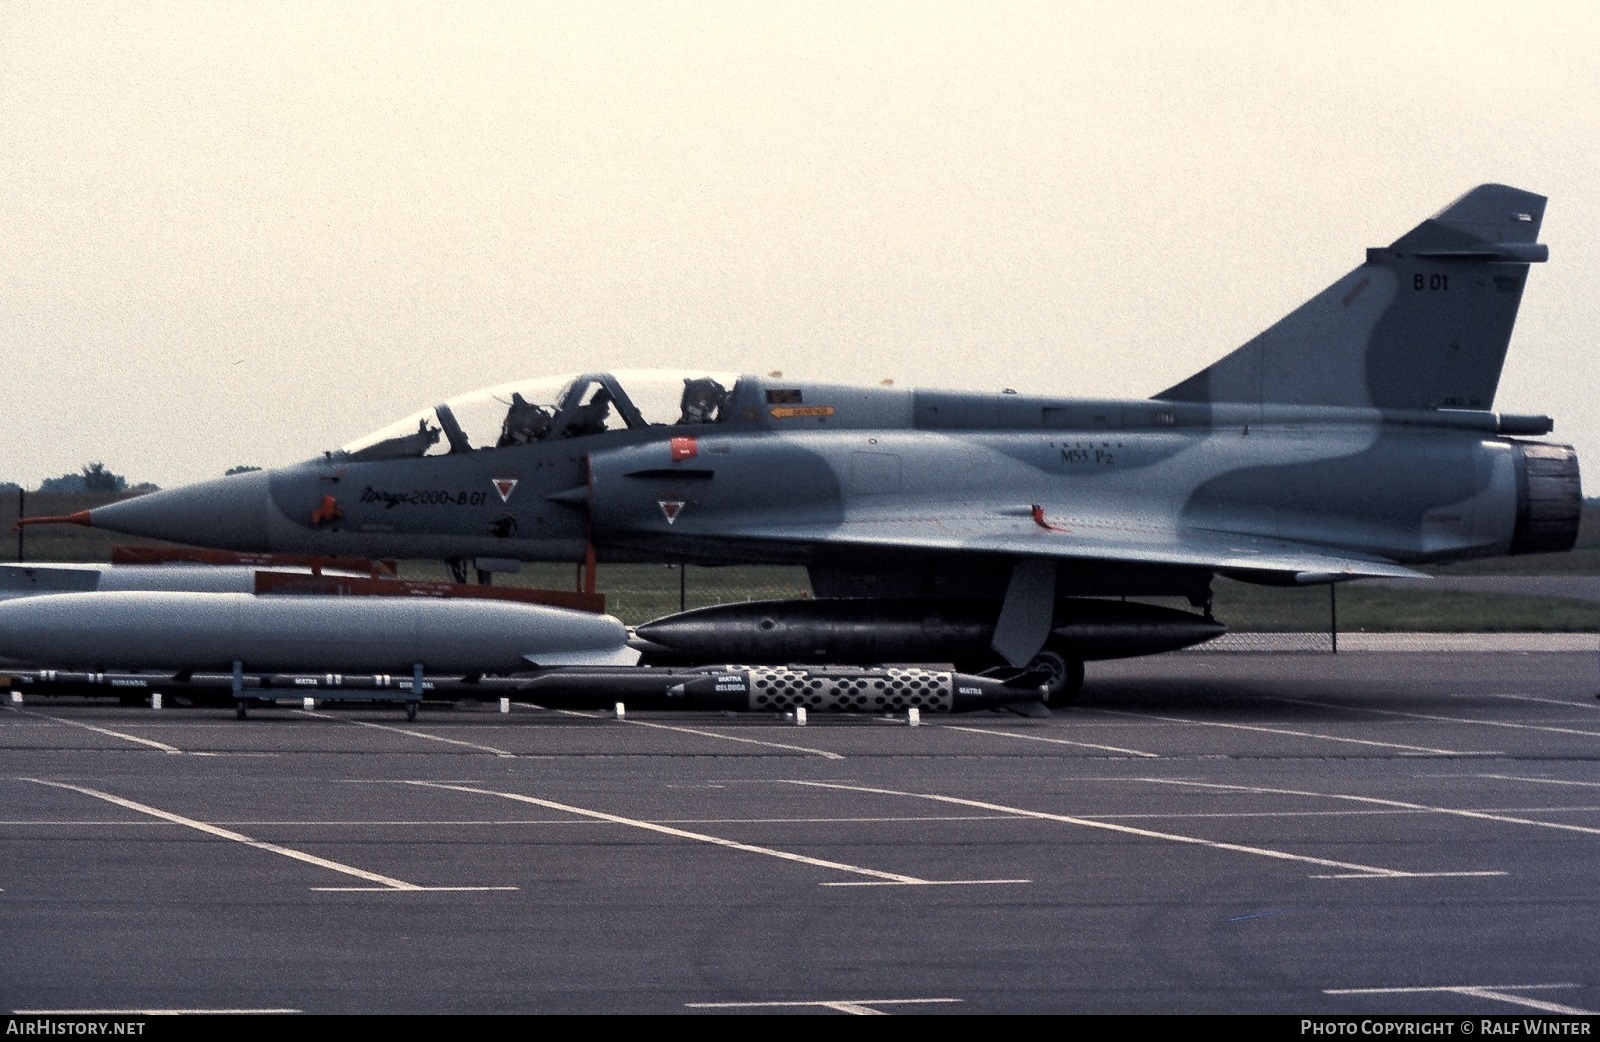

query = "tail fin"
1156;184;1547;411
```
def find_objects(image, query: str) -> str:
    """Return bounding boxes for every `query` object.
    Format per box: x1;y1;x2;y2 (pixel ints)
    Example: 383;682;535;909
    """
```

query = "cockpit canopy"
341;370;740;461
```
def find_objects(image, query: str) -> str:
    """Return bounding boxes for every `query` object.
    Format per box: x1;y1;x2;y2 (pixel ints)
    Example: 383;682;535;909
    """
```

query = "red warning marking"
1031;505;1072;533
112;546;397;577
13;511;92;530
254;571;605;613
659;500;685;524
493;478;519;503
311;495;342;526
670;436;698;462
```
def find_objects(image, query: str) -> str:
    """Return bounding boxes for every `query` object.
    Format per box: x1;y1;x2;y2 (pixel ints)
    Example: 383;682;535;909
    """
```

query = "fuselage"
84;370;1579;594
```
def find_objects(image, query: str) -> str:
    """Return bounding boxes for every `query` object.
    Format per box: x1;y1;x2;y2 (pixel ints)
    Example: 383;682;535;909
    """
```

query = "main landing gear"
1026;642;1086;708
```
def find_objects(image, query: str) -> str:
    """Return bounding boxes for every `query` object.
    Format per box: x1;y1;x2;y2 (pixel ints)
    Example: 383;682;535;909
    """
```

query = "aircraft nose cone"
87;470;273;550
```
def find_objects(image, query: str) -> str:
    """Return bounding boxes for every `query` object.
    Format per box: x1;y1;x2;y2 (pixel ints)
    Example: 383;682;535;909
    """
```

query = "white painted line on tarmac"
1307;871;1506;880
308;885;522;892
23;779;515;893
784;780;1480;880
660;814;1020;826
1141;777;1600;840
0;820;174;826
609;717;845;760
1088;809;1427;821
818;879;1032;887
1274;697;1600;739
0;818;591;827
1103;804;1600;820
1486;692;1600;711
1096;707;1478;755
403;780;1027;887
1473;774;1600;789
0;813;1025;827
16;1009;302;1015
8;707;184;754
520;703;844;759
686;997;961;1014
943;724;1160;757
294;709;516;757
1324;984;1592;1015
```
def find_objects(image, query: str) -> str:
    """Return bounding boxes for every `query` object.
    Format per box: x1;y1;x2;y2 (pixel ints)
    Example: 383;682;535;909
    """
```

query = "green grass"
1160;580;1599;634
1429;547;1600;576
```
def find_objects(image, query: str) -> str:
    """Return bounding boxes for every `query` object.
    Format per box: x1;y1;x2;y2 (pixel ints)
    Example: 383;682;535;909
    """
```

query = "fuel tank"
632;597;1224;667
0;592;636;673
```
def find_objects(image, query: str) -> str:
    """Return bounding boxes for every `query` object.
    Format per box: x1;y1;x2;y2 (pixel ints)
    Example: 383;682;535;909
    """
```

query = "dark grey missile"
519;664;1045;714
1;667;518;706
0;592;636;673
632;597;1225;667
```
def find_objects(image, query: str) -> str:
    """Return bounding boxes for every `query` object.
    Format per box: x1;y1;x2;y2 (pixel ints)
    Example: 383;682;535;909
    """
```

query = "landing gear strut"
1026;643;1086;708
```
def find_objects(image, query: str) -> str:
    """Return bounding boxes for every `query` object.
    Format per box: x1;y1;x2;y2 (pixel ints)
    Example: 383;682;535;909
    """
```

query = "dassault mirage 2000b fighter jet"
40;184;1580;703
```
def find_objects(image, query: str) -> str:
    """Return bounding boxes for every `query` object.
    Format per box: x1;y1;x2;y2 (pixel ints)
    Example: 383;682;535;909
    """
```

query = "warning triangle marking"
493;478;519;503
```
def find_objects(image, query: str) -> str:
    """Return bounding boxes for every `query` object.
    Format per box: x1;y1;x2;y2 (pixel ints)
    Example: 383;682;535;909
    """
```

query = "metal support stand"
1330;583;1338;655
232;660;246;718
409;663;422;721
582;541;598;595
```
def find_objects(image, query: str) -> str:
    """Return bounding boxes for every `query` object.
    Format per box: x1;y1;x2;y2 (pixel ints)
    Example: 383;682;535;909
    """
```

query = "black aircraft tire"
1029;648;1086;708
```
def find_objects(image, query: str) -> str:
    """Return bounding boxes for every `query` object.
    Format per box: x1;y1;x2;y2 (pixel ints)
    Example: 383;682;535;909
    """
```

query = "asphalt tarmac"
3;646;1598;1015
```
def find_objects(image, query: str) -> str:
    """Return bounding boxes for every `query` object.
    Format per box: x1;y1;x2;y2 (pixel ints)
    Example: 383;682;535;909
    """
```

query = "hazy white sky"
3;1;1597;488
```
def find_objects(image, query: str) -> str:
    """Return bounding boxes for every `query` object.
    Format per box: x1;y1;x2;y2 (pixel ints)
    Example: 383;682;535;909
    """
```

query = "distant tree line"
2;463;159;495
2;463;265;494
